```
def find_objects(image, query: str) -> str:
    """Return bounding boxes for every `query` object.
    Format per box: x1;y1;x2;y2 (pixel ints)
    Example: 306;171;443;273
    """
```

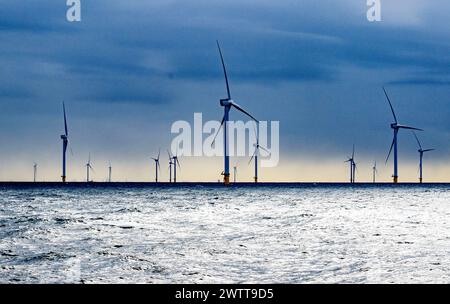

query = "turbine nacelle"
220;98;232;107
61;135;67;140
391;123;423;131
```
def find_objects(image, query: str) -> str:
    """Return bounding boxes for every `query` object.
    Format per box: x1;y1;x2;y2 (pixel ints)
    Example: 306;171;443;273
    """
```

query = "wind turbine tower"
33;163;37;182
168;151;173;183
372;161;378;183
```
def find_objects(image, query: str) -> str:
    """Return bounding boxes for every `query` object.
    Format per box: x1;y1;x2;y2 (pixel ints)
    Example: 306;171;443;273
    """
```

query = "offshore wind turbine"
249;139;270;183
383;87;423;183
86;154;94;182
345;145;355;183
233;166;237;183
248;125;270;183
108;162;112;183
151;149;161;183
213;41;259;185
168;150;173;183
413;132;435;183
33;163;37;182
372;161;378;183
171;153;181;183
60;102;69;183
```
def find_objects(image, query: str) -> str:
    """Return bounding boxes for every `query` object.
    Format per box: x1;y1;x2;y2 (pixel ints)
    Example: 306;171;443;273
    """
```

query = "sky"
0;0;449;182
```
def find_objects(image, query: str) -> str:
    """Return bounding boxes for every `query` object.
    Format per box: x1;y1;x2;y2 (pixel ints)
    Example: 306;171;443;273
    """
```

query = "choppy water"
1;183;449;284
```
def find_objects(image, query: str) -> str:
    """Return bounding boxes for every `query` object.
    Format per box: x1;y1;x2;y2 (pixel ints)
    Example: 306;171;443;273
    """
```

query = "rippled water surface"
1;183;449;283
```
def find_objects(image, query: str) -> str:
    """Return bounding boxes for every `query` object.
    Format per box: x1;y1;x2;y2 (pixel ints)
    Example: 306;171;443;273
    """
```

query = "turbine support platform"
61;176;66;183
393;176;398;184
254;177;258;183
223;174;230;185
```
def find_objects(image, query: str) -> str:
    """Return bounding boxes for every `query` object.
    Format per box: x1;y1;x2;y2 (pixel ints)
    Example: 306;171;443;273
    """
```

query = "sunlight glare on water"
0;184;449;283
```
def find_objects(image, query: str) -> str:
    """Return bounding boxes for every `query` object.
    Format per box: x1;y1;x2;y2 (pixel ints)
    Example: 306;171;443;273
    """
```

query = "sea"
0;182;449;284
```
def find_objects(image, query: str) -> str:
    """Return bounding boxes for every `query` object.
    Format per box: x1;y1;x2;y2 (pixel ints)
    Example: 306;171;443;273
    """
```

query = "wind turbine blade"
63;102;68;136
423;149;435;152
211;115;226;146
157;148;161;160
248;149;257;165
412;131;422;150
385;136;395;164
167;149;173;159
176;158;181;168
397;125;423;131
258;145;271;155
352;144;355;159
216;40;231;99
230;102;258;122
383;87;398;124
251;120;258;143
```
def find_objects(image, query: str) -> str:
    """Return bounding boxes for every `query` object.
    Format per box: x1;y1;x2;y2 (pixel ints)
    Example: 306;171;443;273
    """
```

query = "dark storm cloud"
1;0;450;180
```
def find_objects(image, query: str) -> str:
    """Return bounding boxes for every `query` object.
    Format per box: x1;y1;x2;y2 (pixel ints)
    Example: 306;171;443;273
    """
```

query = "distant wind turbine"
383;87;423;183
168;150;173;183
345;145;355;183
33;163;37;182
60;102;69;183
212;41;259;185
248;127;270;183
233;166;237;183
151;149;161;183
372;161;378;183
413;132;435;184
108;162;112;183
172;153;180;183
86;154;94;182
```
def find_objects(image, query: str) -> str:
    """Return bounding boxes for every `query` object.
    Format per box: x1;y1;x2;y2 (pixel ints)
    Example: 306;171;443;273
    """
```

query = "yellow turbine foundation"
223;174;230;185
